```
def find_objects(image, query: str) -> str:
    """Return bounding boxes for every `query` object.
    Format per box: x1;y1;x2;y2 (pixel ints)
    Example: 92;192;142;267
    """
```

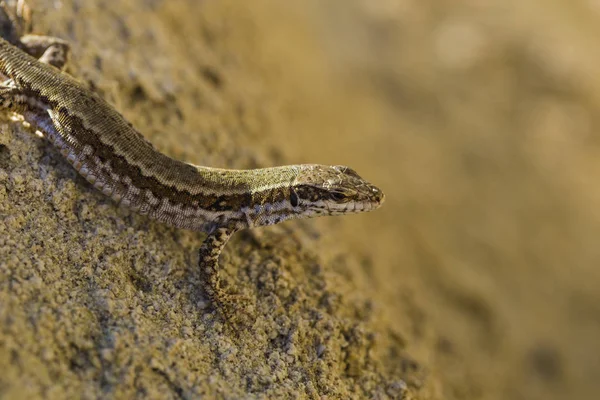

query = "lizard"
0;1;385;320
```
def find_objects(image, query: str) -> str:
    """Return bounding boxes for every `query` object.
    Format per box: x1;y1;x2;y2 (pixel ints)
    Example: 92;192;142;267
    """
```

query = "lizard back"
0;37;298;231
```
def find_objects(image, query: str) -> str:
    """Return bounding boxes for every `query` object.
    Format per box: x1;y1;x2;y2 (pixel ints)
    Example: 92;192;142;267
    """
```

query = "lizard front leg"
198;226;252;323
19;34;69;69
0;0;69;69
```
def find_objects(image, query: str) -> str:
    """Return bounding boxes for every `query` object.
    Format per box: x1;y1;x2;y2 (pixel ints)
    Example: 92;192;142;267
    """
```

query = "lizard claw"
209;291;255;334
14;0;31;34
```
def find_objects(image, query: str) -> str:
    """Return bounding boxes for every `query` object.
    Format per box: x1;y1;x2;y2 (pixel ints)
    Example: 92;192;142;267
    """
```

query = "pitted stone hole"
201;66;223;89
0;143;9;169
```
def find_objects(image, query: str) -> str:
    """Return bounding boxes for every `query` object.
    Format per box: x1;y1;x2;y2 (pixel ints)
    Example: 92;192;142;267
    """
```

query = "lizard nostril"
371;186;384;203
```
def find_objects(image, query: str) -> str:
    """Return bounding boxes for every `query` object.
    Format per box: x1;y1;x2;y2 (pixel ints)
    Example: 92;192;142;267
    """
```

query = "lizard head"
289;164;385;218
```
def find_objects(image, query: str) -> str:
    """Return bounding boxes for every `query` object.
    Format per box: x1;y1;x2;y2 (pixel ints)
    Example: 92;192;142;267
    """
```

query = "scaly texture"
0;37;384;233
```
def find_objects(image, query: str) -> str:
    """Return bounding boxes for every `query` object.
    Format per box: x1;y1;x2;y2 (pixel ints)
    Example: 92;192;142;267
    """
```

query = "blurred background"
233;0;600;399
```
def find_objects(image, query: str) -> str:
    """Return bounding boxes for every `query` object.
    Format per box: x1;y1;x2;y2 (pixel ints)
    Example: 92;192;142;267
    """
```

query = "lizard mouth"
325;196;384;215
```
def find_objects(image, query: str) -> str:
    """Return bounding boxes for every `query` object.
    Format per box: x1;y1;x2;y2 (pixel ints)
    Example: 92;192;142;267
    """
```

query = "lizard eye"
330;192;347;202
290;189;299;207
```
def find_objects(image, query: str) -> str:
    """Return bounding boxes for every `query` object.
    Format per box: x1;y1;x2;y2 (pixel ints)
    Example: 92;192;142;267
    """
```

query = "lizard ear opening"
290;189;299;207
